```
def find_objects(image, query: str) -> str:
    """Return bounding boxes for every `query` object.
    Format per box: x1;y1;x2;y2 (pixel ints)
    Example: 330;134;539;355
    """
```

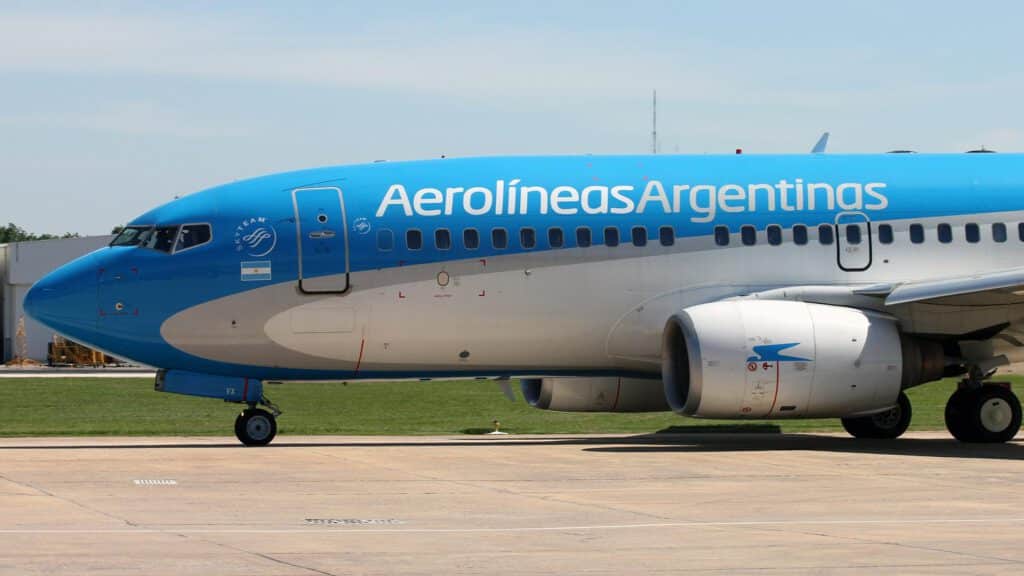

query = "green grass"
0;376;995;437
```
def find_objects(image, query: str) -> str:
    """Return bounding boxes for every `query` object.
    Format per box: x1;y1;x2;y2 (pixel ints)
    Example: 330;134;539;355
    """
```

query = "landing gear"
235;408;278;446
841;392;912;439
945;384;1021;443
234;395;282;447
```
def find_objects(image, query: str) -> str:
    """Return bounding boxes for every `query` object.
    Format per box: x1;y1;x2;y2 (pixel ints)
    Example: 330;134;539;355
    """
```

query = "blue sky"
2;0;1022;235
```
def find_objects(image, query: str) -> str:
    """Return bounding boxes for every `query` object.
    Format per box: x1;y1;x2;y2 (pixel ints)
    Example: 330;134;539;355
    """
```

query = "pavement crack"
0;471;138;527
177;532;339;576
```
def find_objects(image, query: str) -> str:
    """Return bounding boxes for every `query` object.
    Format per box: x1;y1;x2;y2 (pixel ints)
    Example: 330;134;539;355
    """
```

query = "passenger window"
548;227;564;248
993;222;1007;243
659;226;674;247
938;223;952;244
375;229;394;252
604;227;620;247
792;224;808;245
576;227;592;247
818;224;834;245
147;226;179;253
878;224;893;244
631;227;647;247
766;225;782;246
846;225;862;245
175;224;211;252
435;229;451;250
520;227;536;249
965;223;980;243
463;228;479;250
741;225;756;246
406;229;423;250
492;228;508;249
714;225;730;246
1019;222;1024;242
909;224;924;244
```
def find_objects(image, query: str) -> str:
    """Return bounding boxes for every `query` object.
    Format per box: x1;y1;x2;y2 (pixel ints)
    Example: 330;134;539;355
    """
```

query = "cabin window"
631;226;647;247
818;224;834;245
406;229;423;250
937;223;952;244
878;224;893;244
146;226;179;253
1018;223;1024;242
659;226;675;246
492;228;508;249
576;227;592;247
909;224;924;243
175;224;212;252
740;225;756;246
792;224;808;245
435;229;451;250
846;225;862;245
375;229;394;252
766;225;782;246
993;222;1007;243
714;225;730;246
965;223;980;243
520;227;536;249
604;227;620;247
463;228;479;250
548;227;564;248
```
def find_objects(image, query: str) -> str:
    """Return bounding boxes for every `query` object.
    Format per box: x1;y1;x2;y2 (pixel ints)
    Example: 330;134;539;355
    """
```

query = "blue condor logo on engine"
375;179;889;223
747;343;812;363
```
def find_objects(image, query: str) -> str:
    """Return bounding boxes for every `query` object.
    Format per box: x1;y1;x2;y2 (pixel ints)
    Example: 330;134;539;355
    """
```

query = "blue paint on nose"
23;253;99;339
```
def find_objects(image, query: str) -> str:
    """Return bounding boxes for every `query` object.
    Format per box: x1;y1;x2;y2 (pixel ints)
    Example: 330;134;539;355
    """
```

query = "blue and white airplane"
23;152;1024;445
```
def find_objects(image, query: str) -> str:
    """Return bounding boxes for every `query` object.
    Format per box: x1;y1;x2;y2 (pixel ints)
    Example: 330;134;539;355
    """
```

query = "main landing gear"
235;396;282;447
945;384;1022;443
841;392;913;439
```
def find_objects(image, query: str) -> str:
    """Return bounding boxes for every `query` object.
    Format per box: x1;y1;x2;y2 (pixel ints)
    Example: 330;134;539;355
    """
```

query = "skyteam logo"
234;217;278;257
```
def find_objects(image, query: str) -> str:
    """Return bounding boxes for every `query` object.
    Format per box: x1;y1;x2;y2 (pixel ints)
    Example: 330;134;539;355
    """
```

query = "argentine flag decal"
240;261;272;282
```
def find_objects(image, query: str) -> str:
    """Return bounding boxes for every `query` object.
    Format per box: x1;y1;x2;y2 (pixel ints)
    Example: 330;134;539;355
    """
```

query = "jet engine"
521;377;669;412
662;300;944;419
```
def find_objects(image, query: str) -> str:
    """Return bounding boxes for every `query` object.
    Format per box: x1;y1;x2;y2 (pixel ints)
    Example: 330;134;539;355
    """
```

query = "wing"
860;267;1024;306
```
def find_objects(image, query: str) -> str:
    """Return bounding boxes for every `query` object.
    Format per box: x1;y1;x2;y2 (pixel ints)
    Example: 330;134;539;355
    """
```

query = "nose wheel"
945;384;1021;443
234;405;279;447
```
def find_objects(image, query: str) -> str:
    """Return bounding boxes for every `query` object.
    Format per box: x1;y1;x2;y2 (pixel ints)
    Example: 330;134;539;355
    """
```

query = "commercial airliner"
23;153;1024;446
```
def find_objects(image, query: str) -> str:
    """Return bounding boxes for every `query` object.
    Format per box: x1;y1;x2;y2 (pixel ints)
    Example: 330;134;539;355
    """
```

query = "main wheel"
234;408;278;446
947;385;1021;443
841;392;912;439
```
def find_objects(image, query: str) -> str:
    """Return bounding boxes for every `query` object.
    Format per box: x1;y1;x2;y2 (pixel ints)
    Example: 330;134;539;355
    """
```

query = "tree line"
0;223;80;243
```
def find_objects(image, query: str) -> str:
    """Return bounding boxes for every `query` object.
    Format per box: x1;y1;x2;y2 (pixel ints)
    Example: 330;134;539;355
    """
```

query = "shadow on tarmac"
2;427;1024;460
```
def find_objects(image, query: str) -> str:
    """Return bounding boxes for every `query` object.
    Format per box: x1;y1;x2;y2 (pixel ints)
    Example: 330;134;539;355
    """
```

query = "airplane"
23;152;1024;446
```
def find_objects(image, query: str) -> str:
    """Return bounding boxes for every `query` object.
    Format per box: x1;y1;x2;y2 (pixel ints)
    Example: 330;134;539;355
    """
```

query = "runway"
3;432;1024;575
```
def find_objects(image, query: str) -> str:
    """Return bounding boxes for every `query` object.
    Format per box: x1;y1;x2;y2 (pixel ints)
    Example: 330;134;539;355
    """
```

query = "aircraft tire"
947;385;1021;443
841;392;912;439
235;408;278;446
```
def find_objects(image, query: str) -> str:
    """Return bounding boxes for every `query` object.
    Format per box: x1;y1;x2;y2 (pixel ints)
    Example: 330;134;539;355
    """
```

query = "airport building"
0;236;112;362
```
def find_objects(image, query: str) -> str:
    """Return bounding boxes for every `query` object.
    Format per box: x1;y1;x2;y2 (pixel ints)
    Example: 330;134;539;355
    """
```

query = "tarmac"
3;432;1024;575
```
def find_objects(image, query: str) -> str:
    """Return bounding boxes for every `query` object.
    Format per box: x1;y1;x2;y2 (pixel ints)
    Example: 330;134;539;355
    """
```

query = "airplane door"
293;187;350;293
835;212;872;272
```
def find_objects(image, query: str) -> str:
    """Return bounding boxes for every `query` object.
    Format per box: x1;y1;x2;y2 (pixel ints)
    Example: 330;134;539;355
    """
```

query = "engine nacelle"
662;300;944;419
521;377;669;412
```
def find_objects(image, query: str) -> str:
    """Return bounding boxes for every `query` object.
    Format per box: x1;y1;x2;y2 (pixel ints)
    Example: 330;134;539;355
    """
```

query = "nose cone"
24;253;98;337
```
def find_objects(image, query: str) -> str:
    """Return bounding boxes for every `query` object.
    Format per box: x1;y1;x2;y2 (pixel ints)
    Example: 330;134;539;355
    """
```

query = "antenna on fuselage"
651;90;658;154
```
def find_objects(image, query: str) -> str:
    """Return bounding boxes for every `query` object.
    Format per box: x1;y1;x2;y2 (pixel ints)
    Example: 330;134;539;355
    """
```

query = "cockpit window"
110;226;152;246
175;224;212;252
145;226;179;253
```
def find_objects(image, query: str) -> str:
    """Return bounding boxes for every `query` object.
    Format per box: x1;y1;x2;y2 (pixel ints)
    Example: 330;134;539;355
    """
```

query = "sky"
2;0;1023;235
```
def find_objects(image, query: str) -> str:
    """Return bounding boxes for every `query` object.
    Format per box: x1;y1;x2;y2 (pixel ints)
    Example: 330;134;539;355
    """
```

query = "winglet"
811;132;830;154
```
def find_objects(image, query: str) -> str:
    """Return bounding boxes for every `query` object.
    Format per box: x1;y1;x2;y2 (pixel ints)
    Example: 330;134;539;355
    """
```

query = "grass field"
0;376;1000;437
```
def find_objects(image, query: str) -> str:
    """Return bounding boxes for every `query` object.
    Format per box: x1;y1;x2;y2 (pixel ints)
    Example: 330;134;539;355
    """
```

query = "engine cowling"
662;300;944;419
521;377;669;412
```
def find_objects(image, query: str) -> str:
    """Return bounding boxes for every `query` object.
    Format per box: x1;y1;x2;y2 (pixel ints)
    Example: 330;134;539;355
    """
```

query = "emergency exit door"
293;187;349;293
835;212;872;272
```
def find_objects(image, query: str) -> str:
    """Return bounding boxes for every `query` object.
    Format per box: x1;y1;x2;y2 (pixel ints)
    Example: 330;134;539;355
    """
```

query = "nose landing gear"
945;384;1021;443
